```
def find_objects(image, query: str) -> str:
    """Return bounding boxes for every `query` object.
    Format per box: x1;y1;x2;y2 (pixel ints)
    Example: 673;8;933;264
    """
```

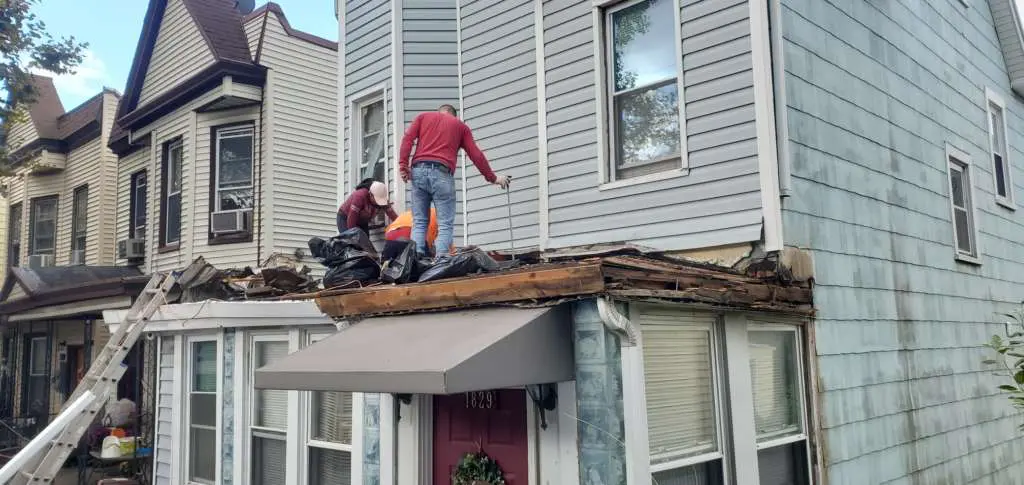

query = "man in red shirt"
399;104;510;259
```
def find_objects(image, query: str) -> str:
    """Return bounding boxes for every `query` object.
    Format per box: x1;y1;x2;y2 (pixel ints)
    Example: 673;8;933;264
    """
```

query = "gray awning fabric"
254;306;574;394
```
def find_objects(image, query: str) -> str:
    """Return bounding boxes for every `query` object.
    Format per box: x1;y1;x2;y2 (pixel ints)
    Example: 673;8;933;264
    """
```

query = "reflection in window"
215;126;255;212
607;0;681;179
360;99;386;184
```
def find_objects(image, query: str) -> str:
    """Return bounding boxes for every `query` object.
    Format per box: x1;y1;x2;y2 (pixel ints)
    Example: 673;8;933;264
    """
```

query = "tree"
983;302;1024;428
1;0;87;167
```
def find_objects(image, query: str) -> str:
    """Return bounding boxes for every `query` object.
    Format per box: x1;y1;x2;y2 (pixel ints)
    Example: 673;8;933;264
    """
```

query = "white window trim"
985;87;1015;209
240;331;297;485
945;143;982;264
349;86;390;191
182;334;222;485
164;139;183;245
131;171;148;240
213;125;256;212
592;0;689;187
302;330;355;485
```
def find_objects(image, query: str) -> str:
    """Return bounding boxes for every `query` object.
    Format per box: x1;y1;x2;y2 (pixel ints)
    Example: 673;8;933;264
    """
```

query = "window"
214;125;255;213
187;340;218;485
24;336;49;415
947;145;979;261
130;171;148;239
250;338;289;485
604;0;683;180
161;140;183;247
71;185;88;255
8;203;22;267
636;307;811;484
306;333;353;485
28;196;57;256
356;98;386;185
987;89;1014;207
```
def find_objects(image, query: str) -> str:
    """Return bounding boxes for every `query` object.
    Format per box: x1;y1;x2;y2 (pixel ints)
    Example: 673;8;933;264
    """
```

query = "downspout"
254;11;270;267
596;297;638;346
769;0;792;198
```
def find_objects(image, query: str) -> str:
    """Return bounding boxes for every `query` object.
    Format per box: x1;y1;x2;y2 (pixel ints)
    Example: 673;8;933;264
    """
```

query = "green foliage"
0;0;87;167
452;451;506;485
983;302;1024;429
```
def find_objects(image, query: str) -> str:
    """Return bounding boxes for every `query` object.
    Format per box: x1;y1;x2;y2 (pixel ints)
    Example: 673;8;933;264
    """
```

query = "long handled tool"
505;179;515;261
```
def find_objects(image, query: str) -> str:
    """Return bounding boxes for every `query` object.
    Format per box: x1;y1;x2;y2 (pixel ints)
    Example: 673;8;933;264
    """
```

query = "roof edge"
245;2;338;52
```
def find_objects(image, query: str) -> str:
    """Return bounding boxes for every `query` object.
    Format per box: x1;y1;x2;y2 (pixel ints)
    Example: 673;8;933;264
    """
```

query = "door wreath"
452;451;506;485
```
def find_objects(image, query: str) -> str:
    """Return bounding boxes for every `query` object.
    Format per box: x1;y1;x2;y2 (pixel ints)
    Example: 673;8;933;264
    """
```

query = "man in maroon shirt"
399;104;510;259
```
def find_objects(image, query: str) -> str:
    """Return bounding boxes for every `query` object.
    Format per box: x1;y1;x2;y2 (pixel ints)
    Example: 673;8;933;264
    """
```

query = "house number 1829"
464;391;496;409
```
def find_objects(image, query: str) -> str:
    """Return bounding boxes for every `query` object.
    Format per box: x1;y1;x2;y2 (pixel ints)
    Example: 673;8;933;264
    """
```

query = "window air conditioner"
117;238;146;260
69;249;86;265
211;209;252;235
28;254;54;269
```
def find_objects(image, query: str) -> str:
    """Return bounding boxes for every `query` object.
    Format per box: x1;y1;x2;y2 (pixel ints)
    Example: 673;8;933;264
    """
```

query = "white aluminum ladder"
8;272;177;485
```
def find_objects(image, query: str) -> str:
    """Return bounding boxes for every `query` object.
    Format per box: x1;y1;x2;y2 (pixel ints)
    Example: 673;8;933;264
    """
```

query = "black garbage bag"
309;228;377;267
338;227;377;256
417;247;501;283
323;251;380;288
381;240;421;284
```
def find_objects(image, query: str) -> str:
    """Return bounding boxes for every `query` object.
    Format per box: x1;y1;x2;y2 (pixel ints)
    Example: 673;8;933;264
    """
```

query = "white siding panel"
259;13;338;273
6;119;38;151
138;0;217;106
152;336;175;485
543;0;763;251
344;0;391;199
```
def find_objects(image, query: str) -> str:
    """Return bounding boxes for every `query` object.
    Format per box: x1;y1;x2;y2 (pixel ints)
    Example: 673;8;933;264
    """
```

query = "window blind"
638;308;718;462
192;341;217;392
254;341;289;429
309;447;351;485
312;391;352;444
748;331;799;439
252;434;287;485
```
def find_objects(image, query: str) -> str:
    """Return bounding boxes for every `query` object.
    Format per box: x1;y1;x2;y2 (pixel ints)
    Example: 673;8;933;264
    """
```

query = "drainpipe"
595;297;650;484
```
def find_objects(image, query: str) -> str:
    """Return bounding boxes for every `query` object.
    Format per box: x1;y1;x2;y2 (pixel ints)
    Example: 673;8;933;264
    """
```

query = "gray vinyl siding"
115;149;150;266
402;0;459;121
258;12;339;272
459;0;540;249
543;0;763;251
344;0;392;196
153;336;175;485
988;0;1024;92
138;0;216;106
780;0;1024;483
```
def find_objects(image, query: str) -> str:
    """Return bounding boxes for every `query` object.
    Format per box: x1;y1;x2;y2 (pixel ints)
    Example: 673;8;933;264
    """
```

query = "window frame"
303;331;354;485
209;122;256;245
183;335;221;485
160;138;184;249
986;88;1015;209
747;325;810;451
349;88;389;192
8;202;22;267
129;170;148;240
28;195;58;257
594;0;689;187
946;143;982;264
247;333;291;485
71;184;88;255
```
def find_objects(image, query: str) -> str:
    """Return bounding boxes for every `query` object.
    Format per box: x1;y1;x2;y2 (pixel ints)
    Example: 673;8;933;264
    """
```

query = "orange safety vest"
385;209;438;247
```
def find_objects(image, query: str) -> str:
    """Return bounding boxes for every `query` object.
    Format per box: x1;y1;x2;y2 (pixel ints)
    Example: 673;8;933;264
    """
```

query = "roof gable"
989;0;1024;96
118;0;260;125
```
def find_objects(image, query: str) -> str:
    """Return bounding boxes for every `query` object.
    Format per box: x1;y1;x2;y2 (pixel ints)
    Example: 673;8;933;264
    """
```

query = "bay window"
305;333;353;485
186;339;219;485
604;0;683;181
636;306;811;484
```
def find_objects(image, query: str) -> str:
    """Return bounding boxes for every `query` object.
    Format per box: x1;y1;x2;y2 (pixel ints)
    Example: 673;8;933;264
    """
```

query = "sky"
29;0;337;110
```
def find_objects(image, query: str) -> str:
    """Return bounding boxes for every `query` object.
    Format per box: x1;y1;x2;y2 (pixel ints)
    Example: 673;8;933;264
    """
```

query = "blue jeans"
411;162;456;258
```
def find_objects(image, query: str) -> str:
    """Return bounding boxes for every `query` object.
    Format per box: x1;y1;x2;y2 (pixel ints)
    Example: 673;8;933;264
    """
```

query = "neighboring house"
0;78;148;441
108;0;338;277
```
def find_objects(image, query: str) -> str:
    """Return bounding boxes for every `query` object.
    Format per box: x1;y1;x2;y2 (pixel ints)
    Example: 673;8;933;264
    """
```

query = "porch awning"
253;306;573;394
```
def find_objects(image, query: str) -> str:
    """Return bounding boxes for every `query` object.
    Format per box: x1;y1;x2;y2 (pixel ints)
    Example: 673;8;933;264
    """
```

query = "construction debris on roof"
296;246;814;320
173;256;319;303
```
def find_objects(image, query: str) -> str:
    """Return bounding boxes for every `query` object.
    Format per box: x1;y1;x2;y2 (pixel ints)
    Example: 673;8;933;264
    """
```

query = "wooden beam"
315;263;606;318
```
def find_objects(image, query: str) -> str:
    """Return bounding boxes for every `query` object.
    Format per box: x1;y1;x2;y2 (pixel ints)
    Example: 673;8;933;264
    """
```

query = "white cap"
369;181;389;206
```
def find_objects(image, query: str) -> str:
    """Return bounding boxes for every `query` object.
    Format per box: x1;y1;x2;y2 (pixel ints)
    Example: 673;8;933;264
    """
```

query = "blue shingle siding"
780;0;1024;482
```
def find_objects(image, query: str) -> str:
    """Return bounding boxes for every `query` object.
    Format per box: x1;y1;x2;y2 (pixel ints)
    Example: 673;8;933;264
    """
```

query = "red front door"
433;389;529;485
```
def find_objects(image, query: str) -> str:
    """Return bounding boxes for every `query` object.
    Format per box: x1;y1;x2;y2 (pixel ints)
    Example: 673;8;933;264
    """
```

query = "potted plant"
452;451;506;485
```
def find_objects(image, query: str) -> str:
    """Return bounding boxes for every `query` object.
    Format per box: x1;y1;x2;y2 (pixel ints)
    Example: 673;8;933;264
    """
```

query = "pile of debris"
173;256;320;302
307;228;512;290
